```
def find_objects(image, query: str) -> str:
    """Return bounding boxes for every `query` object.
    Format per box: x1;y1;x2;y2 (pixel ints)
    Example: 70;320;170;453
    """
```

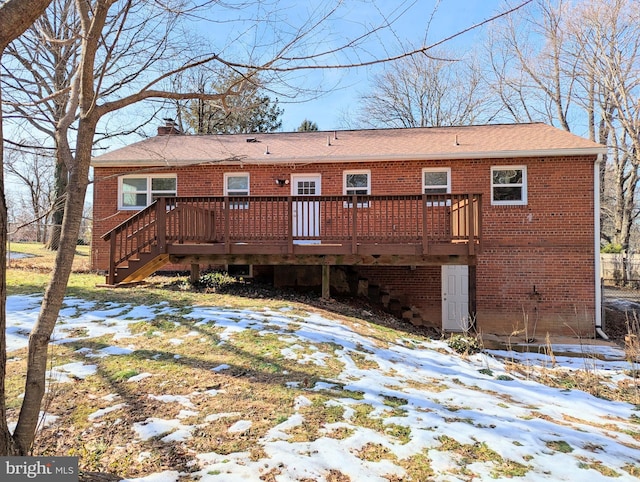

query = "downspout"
594;154;609;340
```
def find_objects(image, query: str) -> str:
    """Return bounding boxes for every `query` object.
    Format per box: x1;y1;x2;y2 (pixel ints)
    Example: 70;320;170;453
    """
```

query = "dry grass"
4;242;639;480
8;241;92;272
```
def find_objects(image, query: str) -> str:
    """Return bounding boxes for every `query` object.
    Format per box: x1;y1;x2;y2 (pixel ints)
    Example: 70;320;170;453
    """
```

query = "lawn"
4;242;640;481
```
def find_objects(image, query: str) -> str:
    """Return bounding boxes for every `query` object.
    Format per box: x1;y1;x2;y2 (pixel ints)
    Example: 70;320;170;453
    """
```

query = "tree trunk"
0;51;18;456
47;159;69;251
0;0;54;454
12;120;94;454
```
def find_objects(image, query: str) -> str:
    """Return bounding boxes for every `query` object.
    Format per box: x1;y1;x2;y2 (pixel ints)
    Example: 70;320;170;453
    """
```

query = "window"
423;168;451;205
225;173;249;209
491;166;527;205
296;180;317;195
344;170;370;207
119;175;176;210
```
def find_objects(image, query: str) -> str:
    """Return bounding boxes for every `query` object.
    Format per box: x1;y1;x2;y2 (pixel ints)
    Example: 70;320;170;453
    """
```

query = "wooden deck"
102;194;482;285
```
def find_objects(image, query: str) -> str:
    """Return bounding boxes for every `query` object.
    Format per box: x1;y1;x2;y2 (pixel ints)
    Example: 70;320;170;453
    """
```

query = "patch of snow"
148;394;196;409
88;403;127;421
227;420;252;434
177;410;199;419
294;395;313;410
204;412;241;422
211;364;230;372
120;471;180;482
132;418;193;442
127;373;153;383
48;362;97;383
86;346;134;358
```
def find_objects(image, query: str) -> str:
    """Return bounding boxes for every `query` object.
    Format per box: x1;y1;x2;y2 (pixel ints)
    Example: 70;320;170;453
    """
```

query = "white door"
291;174;321;243
442;265;469;331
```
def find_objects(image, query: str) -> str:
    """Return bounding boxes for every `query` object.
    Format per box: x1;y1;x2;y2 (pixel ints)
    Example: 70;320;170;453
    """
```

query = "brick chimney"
157;118;181;136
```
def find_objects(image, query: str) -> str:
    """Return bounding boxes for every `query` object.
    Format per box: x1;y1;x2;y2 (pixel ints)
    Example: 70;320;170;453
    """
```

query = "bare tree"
0;0;55;456
0;0;534;456
3;0;80;250
358;50;490;128
484;0;640;281
4;145;55;242
574;0;640;265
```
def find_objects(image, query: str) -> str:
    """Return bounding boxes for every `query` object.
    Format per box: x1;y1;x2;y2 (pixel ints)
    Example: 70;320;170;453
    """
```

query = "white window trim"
224;172;250;196
224;172;250;209
491;165;528;206
118;174;177;210
343;169;371;208
423;167;451;206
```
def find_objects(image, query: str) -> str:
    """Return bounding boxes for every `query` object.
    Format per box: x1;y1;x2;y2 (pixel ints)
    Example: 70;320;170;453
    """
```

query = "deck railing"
103;194;482;280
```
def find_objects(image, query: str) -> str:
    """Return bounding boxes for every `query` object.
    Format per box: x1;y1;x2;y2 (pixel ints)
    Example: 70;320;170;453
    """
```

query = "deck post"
157;198;166;252
190;263;200;284
224;197;230;253
467;193;475;255
351;195;358;254
322;264;330;299
107;234;117;285
422;194;429;254
287;196;294;254
476;194;482;253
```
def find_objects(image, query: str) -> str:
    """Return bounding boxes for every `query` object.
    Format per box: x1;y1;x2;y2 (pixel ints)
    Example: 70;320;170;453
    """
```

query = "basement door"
291;174;321;243
442;265;470;331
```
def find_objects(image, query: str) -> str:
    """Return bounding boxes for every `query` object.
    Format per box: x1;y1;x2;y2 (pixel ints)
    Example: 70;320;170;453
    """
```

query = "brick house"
91;122;607;337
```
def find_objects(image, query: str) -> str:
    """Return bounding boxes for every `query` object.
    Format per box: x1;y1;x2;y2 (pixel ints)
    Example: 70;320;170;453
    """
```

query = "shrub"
194;271;237;291
447;334;482;355
601;243;623;254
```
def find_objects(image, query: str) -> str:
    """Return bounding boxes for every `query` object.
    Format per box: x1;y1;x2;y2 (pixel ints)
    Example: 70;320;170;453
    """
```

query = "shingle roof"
91;123;607;167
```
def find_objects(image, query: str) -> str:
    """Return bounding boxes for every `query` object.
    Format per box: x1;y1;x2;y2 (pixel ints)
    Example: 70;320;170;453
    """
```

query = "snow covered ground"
5;294;640;481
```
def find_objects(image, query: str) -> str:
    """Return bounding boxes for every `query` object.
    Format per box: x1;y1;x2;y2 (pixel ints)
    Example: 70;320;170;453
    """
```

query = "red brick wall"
354;265;441;326
92;155;596;335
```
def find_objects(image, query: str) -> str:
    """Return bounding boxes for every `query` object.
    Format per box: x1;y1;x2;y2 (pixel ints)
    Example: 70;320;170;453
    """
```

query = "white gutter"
594;154;608;340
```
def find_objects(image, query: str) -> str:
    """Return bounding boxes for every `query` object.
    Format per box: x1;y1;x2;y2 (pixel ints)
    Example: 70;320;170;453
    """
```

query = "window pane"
227;176;248;190
122;193;147;207
493;186;522;201
152;177;176;191
122;178;147;191
424;171;448;186
347;189;368;195
297;181;316;195
424;187;448;194
346;173;368;188
493;169;522;185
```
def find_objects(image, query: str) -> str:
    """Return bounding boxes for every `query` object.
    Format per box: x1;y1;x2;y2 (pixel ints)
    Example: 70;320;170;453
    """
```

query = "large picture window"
491;166;527;205
119;175;176;210
344;170;370;207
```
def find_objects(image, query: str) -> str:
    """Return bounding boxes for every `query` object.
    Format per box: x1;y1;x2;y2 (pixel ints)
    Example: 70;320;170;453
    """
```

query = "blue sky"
149;0;520;135
268;1;512;132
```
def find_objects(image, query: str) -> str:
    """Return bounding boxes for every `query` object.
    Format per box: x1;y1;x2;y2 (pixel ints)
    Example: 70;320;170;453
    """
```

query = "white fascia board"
91;147;609;168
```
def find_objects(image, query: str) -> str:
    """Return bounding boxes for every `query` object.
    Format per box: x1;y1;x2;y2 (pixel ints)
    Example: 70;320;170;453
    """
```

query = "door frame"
291;174;322;243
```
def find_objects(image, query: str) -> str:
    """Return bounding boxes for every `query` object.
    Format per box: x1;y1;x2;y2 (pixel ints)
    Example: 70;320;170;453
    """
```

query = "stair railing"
102;198;167;285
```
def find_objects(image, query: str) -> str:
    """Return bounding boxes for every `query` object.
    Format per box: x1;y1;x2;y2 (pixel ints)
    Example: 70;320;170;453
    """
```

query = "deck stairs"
113;251;170;285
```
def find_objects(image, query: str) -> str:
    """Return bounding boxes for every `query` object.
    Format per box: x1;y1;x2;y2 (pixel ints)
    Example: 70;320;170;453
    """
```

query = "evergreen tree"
297;119;319;131
182;72;283;134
